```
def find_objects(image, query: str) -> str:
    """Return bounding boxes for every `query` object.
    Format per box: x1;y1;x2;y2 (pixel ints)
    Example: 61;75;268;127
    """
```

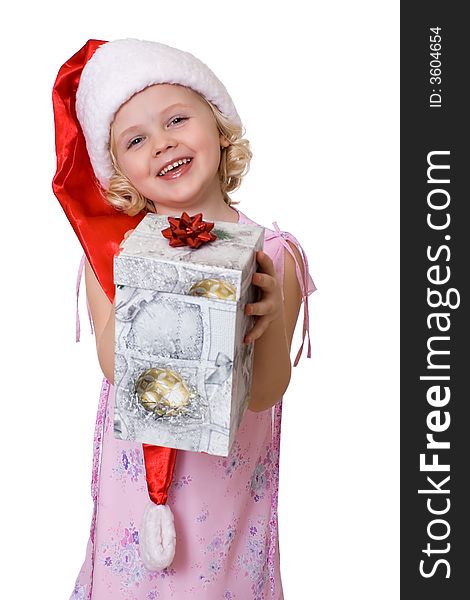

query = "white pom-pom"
139;503;176;571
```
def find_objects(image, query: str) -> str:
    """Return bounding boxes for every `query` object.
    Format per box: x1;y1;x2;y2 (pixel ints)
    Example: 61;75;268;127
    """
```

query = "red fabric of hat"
52;40;177;562
52;39;142;302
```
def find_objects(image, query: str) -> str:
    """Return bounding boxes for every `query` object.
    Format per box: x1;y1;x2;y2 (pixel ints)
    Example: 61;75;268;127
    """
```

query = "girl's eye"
169;116;188;126
127;136;144;149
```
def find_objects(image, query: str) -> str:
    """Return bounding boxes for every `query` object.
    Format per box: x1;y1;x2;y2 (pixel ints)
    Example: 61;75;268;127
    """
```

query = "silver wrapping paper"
114;214;264;456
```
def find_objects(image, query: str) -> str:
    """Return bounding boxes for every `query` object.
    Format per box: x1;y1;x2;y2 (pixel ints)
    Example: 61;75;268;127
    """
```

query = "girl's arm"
84;241;304;404
246;244;304;413
84;258;116;384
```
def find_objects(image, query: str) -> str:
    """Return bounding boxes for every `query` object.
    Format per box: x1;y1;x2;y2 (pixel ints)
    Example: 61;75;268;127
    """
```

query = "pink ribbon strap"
75;256;109;551
267;224;316;595
265;223;316;366
90;377;110;541
76;254;95;342
265;225;315;596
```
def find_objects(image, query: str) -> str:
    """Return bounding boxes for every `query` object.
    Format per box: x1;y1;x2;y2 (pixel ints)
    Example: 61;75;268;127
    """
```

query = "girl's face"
111;84;229;213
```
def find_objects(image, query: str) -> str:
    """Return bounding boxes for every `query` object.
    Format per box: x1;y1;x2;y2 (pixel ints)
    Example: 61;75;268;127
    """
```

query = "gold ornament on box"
135;368;191;418
188;278;236;301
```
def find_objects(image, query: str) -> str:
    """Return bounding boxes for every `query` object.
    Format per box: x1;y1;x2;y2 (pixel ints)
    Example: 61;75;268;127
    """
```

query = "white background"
1;1;399;597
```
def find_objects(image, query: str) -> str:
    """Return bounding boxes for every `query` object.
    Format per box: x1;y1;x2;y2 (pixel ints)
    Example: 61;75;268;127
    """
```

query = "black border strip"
401;3;469;597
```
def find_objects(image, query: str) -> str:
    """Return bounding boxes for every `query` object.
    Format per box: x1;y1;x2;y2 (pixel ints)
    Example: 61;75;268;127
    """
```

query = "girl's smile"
157;156;193;179
111;84;232;218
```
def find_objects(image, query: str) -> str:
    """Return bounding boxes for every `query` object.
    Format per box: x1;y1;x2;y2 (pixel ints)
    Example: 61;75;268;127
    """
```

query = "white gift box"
113;213;264;456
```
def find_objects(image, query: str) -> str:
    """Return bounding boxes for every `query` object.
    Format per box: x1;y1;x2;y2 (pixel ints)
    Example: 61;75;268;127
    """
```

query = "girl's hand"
119;229;135;249
244;251;283;344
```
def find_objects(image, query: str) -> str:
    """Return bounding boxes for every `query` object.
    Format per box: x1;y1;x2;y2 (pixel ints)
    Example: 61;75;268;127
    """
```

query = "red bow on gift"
162;212;217;249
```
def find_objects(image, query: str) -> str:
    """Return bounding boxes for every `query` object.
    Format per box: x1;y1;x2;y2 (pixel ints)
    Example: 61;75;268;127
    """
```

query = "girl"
53;38;315;600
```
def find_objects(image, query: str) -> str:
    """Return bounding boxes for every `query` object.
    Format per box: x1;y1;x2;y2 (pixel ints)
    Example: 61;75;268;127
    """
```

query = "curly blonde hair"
106;89;252;216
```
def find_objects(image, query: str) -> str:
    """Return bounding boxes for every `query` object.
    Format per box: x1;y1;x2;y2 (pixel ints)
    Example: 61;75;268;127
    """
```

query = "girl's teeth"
159;158;191;176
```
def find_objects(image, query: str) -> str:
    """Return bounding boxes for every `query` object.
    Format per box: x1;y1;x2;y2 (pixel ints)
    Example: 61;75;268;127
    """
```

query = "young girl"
53;38;315;600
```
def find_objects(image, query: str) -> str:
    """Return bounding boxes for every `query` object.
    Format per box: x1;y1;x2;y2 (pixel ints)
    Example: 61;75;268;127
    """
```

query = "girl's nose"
153;133;177;157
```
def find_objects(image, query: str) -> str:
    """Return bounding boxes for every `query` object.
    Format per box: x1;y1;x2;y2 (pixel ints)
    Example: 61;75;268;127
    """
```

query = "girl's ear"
219;134;230;149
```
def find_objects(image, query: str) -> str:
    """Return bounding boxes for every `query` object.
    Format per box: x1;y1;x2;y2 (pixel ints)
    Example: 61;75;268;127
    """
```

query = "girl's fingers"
255;251;276;276
119;229;135;248
244;315;270;344
245;298;274;317
252;272;276;292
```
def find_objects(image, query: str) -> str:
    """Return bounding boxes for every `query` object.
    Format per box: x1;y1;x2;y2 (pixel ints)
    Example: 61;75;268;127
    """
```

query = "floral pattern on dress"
69;577;87;600
198;518;239;588
113;448;145;484
236;518;270;600
216;441;248;479
99;522;176;593
168;474;193;501
104;401;112;433
247;445;274;502
195;504;210;523
172;474;193;489
70;212;310;598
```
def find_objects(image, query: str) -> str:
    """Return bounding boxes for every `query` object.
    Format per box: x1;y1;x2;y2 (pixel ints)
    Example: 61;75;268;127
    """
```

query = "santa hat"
76;38;241;191
52;38;242;571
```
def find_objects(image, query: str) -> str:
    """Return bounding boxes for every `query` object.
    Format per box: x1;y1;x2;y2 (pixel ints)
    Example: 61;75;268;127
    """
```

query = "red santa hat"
52;38;242;571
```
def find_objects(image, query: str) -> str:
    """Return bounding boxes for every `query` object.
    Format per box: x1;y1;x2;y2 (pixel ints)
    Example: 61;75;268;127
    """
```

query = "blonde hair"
106;91;252;216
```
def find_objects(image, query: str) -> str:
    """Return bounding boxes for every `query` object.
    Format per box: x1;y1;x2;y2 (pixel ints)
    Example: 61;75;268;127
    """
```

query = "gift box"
113;213;264;456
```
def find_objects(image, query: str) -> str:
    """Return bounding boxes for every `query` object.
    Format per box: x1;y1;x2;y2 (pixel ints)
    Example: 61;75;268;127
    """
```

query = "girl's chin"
145;179;221;212
146;198;205;213
146;191;214;211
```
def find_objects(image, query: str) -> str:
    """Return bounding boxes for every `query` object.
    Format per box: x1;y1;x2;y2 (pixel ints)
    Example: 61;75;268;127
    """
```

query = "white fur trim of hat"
76;38;242;190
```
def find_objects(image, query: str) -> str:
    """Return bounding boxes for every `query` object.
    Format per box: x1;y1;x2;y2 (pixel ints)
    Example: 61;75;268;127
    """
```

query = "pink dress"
71;209;315;600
